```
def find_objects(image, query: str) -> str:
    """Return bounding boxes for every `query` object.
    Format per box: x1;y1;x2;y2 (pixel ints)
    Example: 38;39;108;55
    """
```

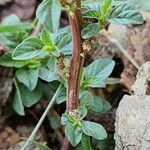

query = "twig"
21;84;62;150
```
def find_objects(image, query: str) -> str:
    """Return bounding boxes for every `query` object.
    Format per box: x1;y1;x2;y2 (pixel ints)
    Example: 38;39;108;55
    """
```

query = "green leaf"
36;0;61;33
39;67;58;82
39;57;59;82
16;68;39;91
0;14;29;49
0;23;33;33
100;0;112;15
40;28;53;46
13;80;42;115
51;26;72;55
65;124;82;146
83;2;100;11
81;23;100;39
84;59;115;88
20;83;42;107
27;60;41;69
75;133;92;150
108;2;144;25
0;52;27;68
56;86;66;104
92;133;115;150
12;37;48;60
13;80;25;116
49;117;61;129
82;10;100;19
61;113;71;126
82;121;107;140
90;95;111;114
76;106;87;120
80;91;93;110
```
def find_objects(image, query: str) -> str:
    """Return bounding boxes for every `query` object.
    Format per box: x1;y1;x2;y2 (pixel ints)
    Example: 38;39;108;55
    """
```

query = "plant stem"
21;84;62;150
67;0;82;113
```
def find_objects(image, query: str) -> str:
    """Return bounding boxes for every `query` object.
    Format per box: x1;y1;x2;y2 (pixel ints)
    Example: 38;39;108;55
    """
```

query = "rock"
115;62;150;150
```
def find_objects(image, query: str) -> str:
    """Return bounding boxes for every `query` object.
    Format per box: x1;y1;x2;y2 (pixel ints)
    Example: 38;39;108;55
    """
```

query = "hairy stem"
21;84;62;150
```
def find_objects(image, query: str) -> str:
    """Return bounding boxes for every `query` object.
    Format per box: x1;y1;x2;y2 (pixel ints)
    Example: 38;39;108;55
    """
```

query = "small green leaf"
61;113;70;126
49;117;61;129
100;0;112;15
80;91;93;110
12;37;48;60
40;28;53;46
84;59;115;88
56;86;66;104
39;57;59;82
13;80;42;115
36;0;61;32
77;106;87;120
27;60;41;69
108;2;144;25
75;133;92;150
82;10;100;19
13;80;25;116
90;95;111;114
81;23;100;39
83;2;100;10
16;68;39;91
51;26;72;55
0;23;32;33
39;67;59;82
82;121;107;140
20;83;43;107
0;52;27;68
65;124;82;146
0;14;29;49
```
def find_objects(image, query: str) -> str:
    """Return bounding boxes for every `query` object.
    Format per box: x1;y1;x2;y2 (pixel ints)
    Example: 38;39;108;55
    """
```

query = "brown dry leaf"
121;18;150;91
0;125;20;150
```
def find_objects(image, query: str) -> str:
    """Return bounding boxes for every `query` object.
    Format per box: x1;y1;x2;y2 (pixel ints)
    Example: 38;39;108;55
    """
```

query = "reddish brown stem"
67;5;82;113
63;1;82;149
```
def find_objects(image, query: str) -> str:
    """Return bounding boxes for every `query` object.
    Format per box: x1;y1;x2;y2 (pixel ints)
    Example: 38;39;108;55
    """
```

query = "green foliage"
90;95;111;114
80;91;111;114
80;91;94;110
0;14;30;49
61;106;107;147
16;67;39;91
82;0;144;38
75;133;93;150
0;52;28;68
65;124;82;146
82;120;107;140
12;37;47;60
108;2;144;25
13;79;42;115
36;0;61;32
0;0;145;149
49;117;61;129
81;23;100;39
92;134;115;150
81;59;115;88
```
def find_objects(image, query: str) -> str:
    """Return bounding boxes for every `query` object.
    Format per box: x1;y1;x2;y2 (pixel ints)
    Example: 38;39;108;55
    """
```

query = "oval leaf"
12;37;48;60
36;0;61;33
65;124;82;146
108;2;144;25
82;121;107;140
16;68;39;91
